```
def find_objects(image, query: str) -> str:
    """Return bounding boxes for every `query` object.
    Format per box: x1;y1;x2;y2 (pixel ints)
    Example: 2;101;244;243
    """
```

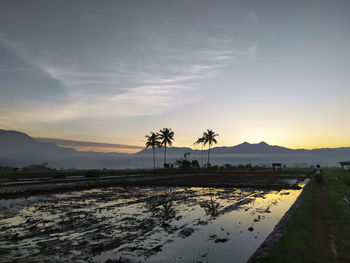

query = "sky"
0;0;349;153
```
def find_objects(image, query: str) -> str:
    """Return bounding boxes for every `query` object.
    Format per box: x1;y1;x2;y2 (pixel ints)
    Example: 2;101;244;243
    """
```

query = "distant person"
314;164;323;183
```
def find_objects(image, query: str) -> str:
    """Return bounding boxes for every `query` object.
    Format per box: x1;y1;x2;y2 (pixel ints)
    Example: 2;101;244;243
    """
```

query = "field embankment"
255;168;350;263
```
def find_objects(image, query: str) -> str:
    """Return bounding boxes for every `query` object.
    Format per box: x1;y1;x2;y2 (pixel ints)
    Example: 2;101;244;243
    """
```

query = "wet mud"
0;173;307;199
0;179;308;263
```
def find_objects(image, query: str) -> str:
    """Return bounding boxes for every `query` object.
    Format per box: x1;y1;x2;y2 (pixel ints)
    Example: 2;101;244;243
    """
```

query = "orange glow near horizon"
58;138;350;154
59;145;140;154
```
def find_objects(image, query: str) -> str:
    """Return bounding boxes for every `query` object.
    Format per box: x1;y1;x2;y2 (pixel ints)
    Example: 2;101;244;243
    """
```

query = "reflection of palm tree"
146;199;176;219
160;200;176;219
202;129;219;165
145;132;161;171
201;187;219;216
147;201;160;216
158;128;175;166
201;200;219;216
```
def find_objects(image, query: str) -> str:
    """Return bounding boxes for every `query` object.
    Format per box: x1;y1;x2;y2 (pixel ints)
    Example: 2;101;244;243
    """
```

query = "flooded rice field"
0;183;307;263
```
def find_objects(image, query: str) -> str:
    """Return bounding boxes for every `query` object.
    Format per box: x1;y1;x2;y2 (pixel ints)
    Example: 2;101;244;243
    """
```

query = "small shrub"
191;160;200;169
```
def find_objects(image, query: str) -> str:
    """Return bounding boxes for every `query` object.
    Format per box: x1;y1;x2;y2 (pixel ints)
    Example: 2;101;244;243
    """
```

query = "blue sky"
0;0;349;152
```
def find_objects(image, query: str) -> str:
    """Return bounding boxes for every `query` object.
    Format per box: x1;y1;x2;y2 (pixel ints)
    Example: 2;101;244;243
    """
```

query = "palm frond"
202;129;219;146
159;128;175;146
145;132;161;149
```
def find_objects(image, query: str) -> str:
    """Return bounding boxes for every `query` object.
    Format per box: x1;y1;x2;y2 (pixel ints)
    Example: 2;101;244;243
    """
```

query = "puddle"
0;184;307;263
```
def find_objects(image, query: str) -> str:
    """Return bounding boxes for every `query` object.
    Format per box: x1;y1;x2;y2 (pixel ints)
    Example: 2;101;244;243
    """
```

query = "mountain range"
137;141;350;155
0;129;349;169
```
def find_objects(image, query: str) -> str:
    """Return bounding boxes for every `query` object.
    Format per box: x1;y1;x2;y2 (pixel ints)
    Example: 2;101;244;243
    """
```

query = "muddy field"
0;176;308;263
0;172;308;199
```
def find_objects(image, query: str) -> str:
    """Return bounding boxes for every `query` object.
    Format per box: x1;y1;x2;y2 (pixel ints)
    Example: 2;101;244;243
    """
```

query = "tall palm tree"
158;128;175;166
145;132;161;170
203;129;219;165
194;136;205;168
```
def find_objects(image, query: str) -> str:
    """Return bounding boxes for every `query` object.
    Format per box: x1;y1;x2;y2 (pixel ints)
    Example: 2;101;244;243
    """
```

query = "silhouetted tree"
174;152;191;170
203;129;219;165
191;160;200;169
194;136;205;168
145;132;161;170
158;128;175;166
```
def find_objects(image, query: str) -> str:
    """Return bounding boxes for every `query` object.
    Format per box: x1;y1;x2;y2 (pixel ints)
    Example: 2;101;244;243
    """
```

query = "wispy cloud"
0;36;201;121
0;33;256;122
198;43;258;62
106;84;199;116
41;66;133;87
9;84;199;122
198;50;234;61
143;74;201;84
17;104;82;122
0;34;133;90
0;35;68;87
187;64;223;73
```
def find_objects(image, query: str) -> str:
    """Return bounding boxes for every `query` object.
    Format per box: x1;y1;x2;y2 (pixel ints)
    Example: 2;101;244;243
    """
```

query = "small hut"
339;161;350;171
272;163;282;172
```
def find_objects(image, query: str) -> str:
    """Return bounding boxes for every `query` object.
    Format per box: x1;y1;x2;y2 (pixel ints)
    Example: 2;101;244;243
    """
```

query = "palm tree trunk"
153;146;156;171
201;144;204;168
208;143;211;164
164;142;167;165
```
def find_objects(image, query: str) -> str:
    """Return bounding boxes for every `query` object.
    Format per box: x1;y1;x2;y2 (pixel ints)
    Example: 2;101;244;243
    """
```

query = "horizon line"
34;136;350;153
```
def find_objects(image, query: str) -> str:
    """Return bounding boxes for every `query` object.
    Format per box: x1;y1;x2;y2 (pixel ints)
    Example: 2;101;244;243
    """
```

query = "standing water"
0;181;308;263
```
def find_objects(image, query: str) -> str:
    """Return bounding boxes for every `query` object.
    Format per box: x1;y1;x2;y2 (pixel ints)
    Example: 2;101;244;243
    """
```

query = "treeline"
145;128;219;170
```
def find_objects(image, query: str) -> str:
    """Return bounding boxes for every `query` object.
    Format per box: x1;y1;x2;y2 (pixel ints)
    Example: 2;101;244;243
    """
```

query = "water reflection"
147;198;176;220
200;199;219;216
160;200;176;219
199;188;220;216
0;184;307;263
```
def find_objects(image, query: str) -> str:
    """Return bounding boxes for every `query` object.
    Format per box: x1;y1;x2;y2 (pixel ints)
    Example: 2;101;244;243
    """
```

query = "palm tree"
158;128;175;166
194;136;205;168
203;129;219;165
145;132;161;170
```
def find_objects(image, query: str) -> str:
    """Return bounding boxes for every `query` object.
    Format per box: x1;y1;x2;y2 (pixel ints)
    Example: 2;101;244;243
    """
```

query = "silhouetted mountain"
137;146;195;155
0;129;349;169
138;141;299;155
0;129;64;153
0;130;38;146
0;130;129;169
211;141;296;154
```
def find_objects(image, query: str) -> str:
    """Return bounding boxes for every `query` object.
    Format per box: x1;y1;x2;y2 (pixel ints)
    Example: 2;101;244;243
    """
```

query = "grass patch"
258;168;350;263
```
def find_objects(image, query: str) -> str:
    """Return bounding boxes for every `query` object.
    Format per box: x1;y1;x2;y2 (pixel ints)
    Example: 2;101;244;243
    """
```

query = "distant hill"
139;141;350;155
136;141;346;155
211;141;295;154
137;141;303;155
0;129;39;147
0;130;129;169
0;129;349;169
137;146;196;155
